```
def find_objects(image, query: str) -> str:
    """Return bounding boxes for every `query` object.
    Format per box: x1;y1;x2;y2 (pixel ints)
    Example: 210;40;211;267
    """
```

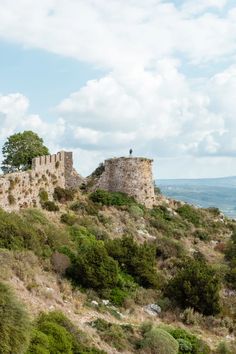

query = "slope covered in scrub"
0;187;236;353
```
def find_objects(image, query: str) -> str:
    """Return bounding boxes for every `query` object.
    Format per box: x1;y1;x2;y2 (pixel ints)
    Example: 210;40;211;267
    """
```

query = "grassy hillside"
0;187;236;353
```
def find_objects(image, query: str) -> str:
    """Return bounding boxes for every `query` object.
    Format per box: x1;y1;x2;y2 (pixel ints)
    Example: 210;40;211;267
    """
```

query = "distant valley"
158;176;236;219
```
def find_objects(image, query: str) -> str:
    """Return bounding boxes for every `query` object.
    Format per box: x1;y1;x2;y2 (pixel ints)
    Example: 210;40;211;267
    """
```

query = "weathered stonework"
96;157;156;208
0;152;156;211
0;151;83;211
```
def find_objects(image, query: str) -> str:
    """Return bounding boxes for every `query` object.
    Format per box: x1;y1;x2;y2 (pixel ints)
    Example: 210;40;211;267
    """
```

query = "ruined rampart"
0;151;82;211
96;157;156;208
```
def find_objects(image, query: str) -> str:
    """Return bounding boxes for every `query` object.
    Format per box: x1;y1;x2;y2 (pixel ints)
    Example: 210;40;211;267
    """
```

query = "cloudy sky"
0;0;236;179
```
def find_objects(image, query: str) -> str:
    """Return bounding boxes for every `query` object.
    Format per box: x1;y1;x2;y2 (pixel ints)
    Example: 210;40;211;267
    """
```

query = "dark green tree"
105;235;161;288
166;258;221;315
68;240;119;291
1;131;49;173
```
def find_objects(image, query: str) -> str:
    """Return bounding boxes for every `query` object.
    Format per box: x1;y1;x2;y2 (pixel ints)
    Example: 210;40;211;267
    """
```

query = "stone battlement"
0;151;82;211
32;151;69;170
0;151;156;211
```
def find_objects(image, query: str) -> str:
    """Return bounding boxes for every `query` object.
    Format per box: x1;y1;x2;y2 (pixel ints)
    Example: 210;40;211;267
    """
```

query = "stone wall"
96;157;156;208
0;151;82;211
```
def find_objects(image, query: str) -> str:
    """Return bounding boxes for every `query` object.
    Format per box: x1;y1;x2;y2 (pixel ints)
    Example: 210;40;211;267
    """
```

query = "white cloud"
182;0;228;15
0;93;64;156
1;1;236;177
0;0;236;68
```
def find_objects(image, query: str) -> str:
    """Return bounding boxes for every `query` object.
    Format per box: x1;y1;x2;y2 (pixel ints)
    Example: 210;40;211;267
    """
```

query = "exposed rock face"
0;151;83;211
96;157;156;208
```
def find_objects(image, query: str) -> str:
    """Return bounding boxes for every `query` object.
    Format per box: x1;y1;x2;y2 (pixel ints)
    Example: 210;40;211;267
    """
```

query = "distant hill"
158;176;236;219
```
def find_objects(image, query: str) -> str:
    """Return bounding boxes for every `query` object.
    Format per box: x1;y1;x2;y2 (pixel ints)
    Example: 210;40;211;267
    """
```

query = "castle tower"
97;157;156;208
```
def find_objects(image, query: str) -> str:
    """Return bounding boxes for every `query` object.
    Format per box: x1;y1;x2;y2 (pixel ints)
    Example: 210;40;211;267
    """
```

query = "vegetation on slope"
0;187;236;353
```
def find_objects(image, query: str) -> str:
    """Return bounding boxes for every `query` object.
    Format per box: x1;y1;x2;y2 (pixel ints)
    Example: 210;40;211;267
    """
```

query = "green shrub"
109;287;129;306
177;338;193;353
92;319;131;351
177;205;202;227
69;200;99;216
193;229;210;241
129;204;144;218
180;307;203;326
42;201;59;212
53;187;75;203
60;213;77;226
0;282;31;354
139;327;179;354
39;189;48;203
108;272;137;306
89;189;136;207
225;267;236;290
207;207;221;216
215;341;235;354
37;321;73;353
167;327;210;354
68;239;119;291
166;259;220;315
150;205;173;221
26;329;50;353
0;208;69;256
28;311;106;354
156;237;186;259
105;235;161;289
69;201;84;211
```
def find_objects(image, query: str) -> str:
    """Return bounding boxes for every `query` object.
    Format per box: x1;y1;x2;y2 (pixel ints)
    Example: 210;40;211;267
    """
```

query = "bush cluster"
89;189;136;207
0;208;68;256
64;230;162;304
177;205;202;227
166;258;221;315
92;319;134;351
105;235;162;289
68;238;119;291
0;282;31;354
53;187;75;203
42;200;59;212
166;327;210;354
27;311;106;354
139;326;179;354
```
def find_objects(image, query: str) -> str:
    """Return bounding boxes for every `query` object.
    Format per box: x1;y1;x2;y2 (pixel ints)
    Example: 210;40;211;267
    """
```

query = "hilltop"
1;184;236;353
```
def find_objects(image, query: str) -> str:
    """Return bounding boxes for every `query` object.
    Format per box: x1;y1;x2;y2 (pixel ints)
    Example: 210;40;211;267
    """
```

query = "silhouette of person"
129;148;133;157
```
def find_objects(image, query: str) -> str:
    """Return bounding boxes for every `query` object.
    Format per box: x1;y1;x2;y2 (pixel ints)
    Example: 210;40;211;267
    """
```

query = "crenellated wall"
0;151;83;211
96;157;156;208
0;152;156;211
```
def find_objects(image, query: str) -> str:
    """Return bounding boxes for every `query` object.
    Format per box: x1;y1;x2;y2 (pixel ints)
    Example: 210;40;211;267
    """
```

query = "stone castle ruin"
95;157;155;208
0;151;156;211
0;151;82;211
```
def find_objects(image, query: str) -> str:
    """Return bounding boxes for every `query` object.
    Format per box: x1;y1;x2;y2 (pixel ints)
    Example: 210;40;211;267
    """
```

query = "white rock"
102;299;109;306
91;300;99;306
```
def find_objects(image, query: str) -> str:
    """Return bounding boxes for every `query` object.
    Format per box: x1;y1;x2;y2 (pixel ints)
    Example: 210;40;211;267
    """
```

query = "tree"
1;131;49;174
166;258;221;315
68;239;119;291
